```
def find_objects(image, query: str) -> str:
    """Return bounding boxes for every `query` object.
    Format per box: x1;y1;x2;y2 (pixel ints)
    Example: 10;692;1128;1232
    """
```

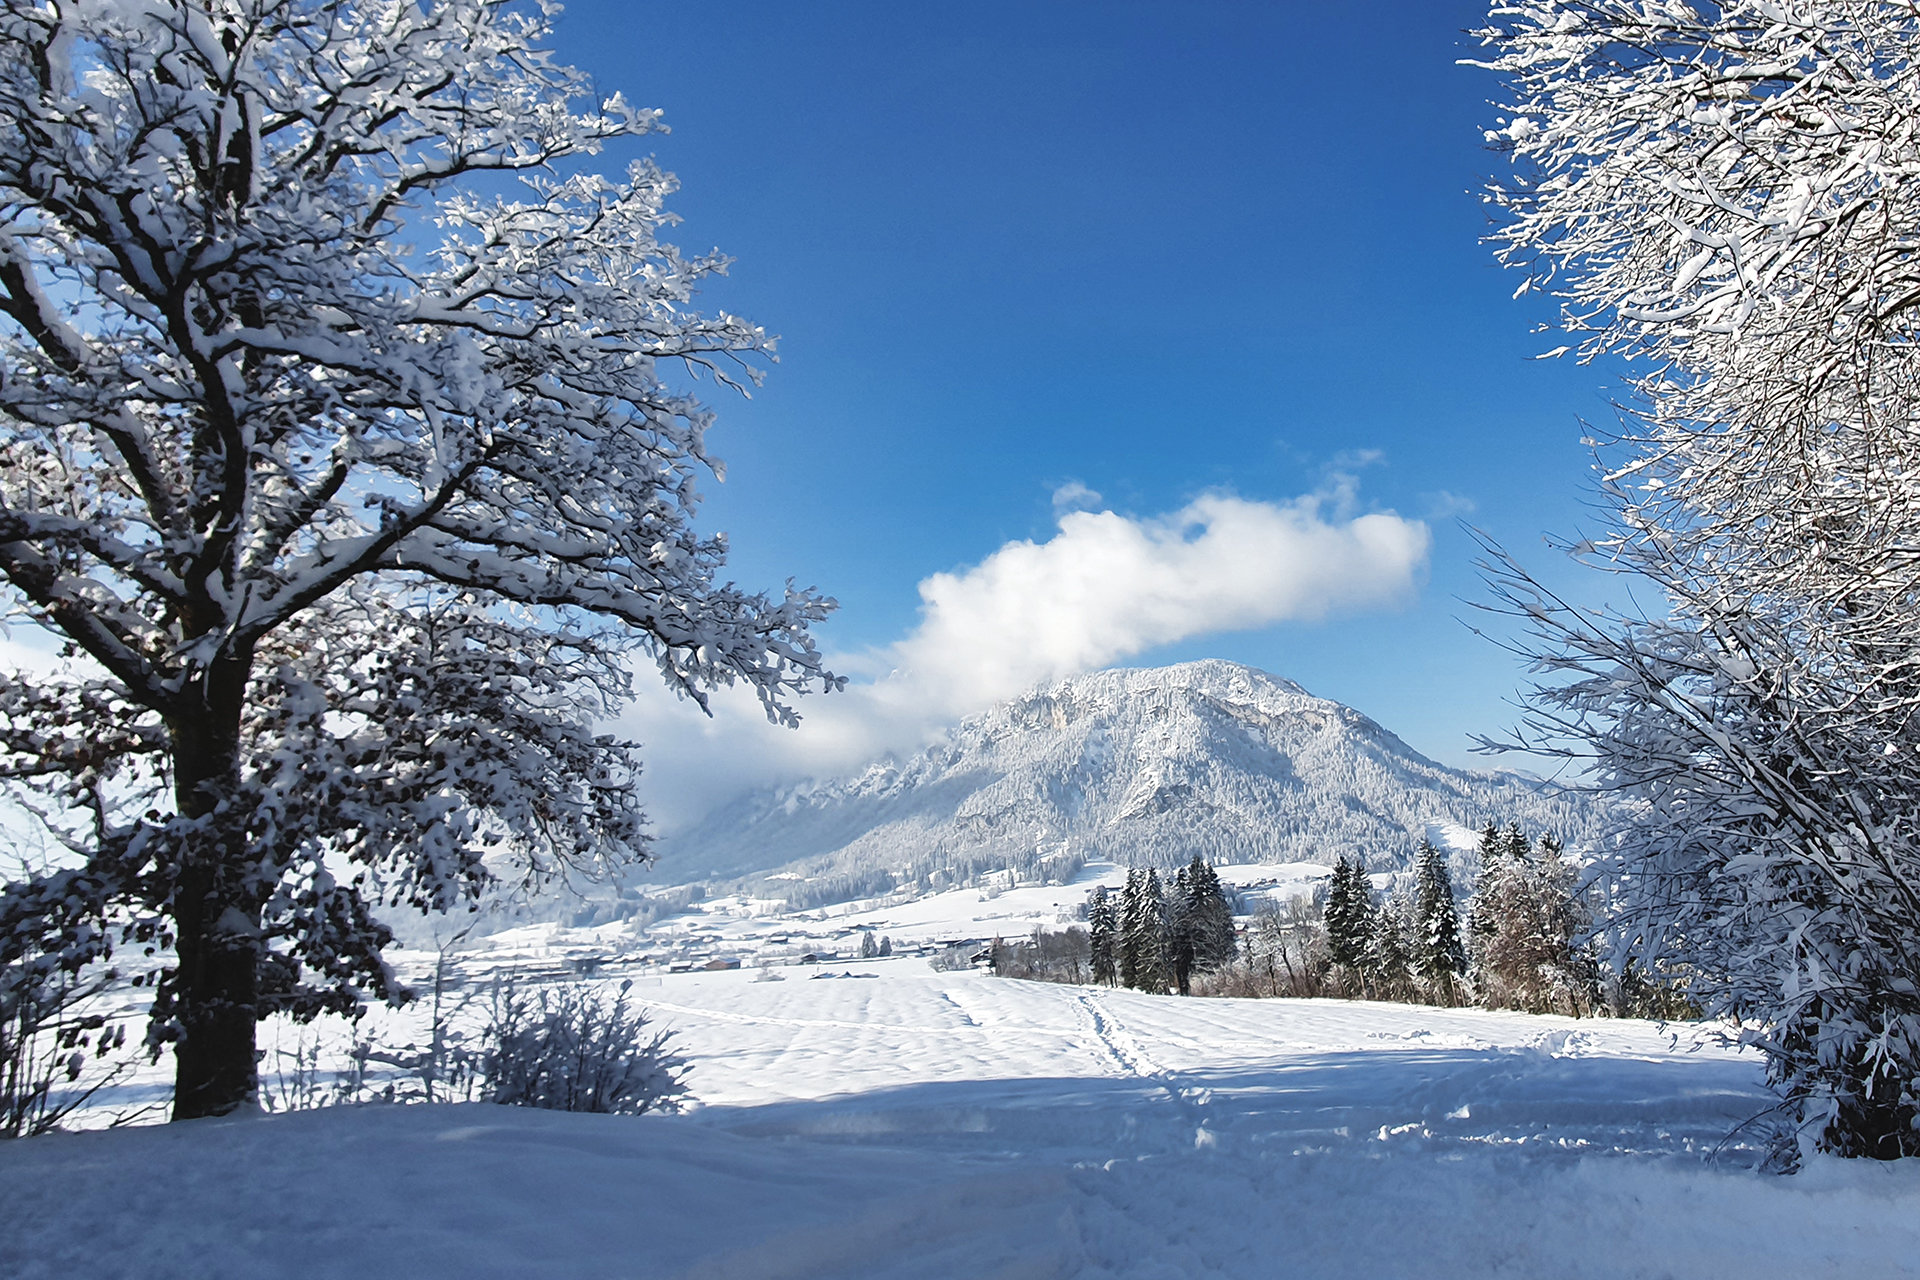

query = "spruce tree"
1088;885;1119;986
1188;859;1237;977
1367;891;1417;1002
1117;870;1144;990
1122;869;1172;993
1466;823;1508;946
1500;821;1531;864
1169;863;1197;996
1323;856;1376;994
1167;856;1236;996
1412;839;1467;1005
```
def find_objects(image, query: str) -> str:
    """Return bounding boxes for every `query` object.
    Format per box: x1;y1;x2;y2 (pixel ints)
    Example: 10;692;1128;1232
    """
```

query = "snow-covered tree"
1412;839;1467;1005
1119;868;1170;993
1167;856;1235;996
1245;895;1328;998
1322;855;1375;993
1366;890;1417;1003
1468;830;1596;1017
0;0;836;1120
1475;0;1920;1160
1087;885;1118;987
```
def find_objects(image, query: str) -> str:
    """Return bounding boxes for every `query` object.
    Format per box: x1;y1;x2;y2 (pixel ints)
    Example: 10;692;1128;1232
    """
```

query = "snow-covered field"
6;960;1918;1279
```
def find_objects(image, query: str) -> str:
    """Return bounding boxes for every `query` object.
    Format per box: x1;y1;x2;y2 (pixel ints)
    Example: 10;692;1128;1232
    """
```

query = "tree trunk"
168;654;260;1121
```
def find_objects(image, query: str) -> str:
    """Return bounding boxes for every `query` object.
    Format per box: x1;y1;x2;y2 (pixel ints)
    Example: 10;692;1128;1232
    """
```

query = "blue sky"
547;1;1634;821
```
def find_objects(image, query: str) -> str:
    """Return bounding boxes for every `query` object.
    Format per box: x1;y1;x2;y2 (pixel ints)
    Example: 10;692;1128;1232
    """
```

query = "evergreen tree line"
997;825;1693;1019
1238;823;1690;1017
994;858;1238;996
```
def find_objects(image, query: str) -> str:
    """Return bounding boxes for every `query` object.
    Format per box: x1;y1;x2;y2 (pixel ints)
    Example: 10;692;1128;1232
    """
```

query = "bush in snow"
0;958;128;1138
481;981;687;1117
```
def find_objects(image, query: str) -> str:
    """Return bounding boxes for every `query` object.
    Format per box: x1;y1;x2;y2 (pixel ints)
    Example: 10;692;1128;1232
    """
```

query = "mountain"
653;660;1600;892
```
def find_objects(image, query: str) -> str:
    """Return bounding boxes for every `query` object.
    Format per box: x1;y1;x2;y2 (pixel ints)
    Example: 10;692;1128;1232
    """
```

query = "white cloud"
622;487;1429;831
1422;489;1477;519
1049;479;1103;513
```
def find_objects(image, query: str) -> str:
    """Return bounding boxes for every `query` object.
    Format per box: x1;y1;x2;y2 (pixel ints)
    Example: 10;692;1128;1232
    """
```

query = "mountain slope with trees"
662;661;1599;891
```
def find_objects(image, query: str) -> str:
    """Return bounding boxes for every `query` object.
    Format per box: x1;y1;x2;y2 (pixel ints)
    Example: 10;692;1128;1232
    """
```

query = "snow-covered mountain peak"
656;661;1597;886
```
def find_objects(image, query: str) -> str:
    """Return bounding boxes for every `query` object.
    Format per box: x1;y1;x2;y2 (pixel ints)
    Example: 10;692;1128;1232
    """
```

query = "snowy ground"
6;961;1919;1278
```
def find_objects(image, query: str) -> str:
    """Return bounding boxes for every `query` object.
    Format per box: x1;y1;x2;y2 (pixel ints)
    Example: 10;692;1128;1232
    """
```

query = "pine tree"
1117;869;1144;990
1323;856;1376;995
1121;869;1171;993
1168;856;1235;996
1499;821;1531;864
1169;863;1196;995
1367;891;1417;1003
1087;885;1119;987
1412;839;1467;1005
1466;823;1508;947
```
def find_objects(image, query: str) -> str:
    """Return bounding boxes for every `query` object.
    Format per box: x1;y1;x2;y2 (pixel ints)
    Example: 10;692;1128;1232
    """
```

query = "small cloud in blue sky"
1423;490;1478;519
1049;480;1103;513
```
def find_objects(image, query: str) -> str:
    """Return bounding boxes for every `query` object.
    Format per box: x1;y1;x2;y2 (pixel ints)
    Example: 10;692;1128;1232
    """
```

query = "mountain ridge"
655;660;1599;890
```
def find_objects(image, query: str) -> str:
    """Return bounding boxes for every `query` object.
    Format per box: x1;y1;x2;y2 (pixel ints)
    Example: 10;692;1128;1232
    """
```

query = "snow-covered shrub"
481;981;687;1116
928;946;974;972
989;928;1090;984
1240;898;1333;999
0;960;127;1138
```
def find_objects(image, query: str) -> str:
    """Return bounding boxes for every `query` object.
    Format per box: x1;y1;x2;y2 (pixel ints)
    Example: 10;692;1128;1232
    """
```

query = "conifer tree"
1412;839;1468;1005
1466;824;1509;946
1323;856;1376;995
1367;891;1417;1003
1499;821;1531;864
1087;886;1119;987
1117;870;1144;990
1121;869;1171;993
1168;857;1235;996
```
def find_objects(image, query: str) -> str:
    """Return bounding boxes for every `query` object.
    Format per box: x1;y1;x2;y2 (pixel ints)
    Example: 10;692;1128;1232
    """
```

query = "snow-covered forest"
2;0;1918;1275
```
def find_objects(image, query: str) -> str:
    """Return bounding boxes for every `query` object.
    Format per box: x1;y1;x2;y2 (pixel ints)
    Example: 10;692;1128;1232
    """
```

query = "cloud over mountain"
627;489;1429;829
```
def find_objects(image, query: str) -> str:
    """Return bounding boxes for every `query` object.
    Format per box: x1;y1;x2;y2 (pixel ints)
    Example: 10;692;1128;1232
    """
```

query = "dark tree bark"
166;653;261;1120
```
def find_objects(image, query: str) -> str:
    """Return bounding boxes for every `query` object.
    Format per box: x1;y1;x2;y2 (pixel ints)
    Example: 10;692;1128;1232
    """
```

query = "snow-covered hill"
656;660;1597;887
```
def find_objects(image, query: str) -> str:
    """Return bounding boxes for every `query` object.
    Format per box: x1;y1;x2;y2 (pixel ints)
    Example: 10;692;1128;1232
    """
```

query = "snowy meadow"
5;953;1917;1279
7;868;1919;1278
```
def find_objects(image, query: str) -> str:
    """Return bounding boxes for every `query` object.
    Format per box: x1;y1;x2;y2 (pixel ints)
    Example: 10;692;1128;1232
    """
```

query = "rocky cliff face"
655;660;1598;884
